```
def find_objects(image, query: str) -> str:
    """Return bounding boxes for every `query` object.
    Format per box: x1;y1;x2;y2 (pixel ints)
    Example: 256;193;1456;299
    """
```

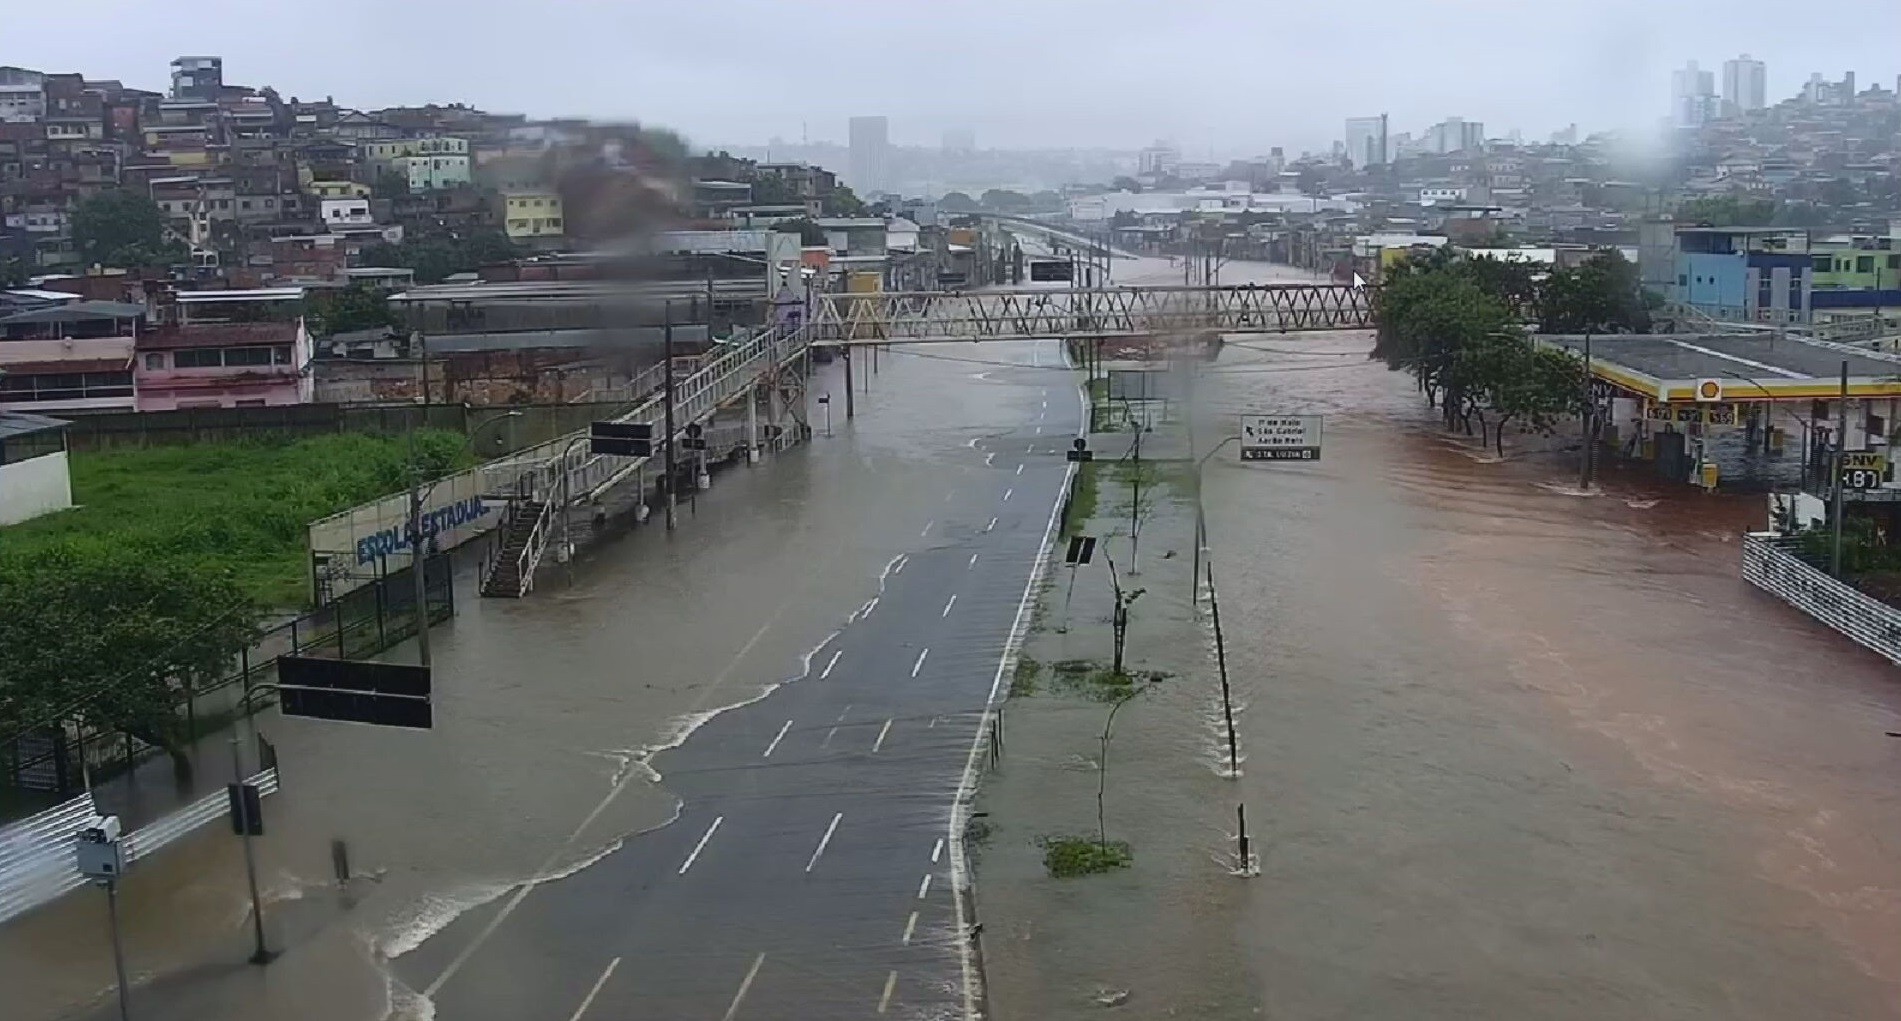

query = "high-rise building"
1137;140;1180;176
1722;54;1767;115
1672;61;1716;128
169;55;222;102
1343;114;1389;168
1423;117;1484;155
847;115;889;195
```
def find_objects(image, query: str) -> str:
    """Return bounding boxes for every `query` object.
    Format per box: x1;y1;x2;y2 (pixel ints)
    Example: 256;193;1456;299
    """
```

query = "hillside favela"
5;6;1901;1021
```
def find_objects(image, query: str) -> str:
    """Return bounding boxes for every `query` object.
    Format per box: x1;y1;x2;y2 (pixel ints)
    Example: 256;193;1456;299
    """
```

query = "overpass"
812;282;1372;344
963;211;1140;260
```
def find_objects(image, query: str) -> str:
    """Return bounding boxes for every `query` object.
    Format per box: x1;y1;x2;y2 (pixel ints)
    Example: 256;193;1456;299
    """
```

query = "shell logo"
1694;379;1724;402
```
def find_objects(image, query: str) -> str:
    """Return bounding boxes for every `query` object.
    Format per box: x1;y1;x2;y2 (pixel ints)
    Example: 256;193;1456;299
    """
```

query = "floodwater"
0;328;1065;1020
10;252;1901;1019
1189;280;1901;1016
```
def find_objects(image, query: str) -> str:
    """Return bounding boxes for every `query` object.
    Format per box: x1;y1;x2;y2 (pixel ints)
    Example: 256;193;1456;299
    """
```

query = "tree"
825;184;869;217
1477;337;1586;456
71;189;184;269
1110;176;1142;194
1674;195;1777;227
771;217;828;247
939;191;979;212
0;547;260;786
360;229;522;285
1537;251;1652;335
305;283;400;337
0;255;27;288
980;189;1032;212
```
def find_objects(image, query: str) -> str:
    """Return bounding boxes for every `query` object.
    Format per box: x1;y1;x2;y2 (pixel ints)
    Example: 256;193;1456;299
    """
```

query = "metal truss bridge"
812;283;1371;345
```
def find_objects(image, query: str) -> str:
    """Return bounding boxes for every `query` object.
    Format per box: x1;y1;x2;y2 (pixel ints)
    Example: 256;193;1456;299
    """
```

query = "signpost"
1238;414;1323;462
276;656;433;729
590;420;653;457
1842;451;1888;491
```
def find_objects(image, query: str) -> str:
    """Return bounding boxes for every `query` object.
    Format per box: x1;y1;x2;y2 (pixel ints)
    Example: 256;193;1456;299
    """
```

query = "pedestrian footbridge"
811;283;1372;345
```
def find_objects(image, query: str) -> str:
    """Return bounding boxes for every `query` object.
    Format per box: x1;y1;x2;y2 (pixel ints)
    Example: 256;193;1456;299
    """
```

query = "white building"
1424;117;1485;155
848;115;889;194
0;413;73;526
1344;115;1389;168
1673;61;1717;128
320;198;373;230
0;66;45;124
1723;55;1767;115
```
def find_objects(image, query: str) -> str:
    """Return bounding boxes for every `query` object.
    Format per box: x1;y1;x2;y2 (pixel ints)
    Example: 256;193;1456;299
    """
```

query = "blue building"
1671;227;1812;325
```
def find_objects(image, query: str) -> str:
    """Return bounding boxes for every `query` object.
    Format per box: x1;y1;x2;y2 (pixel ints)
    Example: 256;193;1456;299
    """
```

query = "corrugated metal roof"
175;287;305;303
0;411;71;440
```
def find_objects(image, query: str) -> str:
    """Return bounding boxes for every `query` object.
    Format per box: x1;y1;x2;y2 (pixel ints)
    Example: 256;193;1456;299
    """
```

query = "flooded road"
3;331;1075;1020
1195;320;1901;1017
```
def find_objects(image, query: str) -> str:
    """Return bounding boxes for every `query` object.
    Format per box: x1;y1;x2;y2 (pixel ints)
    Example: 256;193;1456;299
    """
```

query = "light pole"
405;409;522;665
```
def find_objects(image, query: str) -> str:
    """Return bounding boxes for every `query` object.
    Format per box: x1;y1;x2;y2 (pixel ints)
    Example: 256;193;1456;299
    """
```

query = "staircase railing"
508;498;555;597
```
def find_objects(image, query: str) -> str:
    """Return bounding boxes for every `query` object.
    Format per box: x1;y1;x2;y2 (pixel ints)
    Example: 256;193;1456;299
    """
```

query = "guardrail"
0;768;278;927
1741;531;1901;664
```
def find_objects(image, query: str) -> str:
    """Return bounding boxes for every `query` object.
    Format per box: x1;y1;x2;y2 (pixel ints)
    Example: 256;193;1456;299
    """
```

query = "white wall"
0;451;73;525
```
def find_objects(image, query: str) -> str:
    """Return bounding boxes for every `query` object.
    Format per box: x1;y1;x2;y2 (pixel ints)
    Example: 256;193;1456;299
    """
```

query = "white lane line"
985;451;996;466
901;911;919;945
761;719;793;758
945;489;956;502
823;706;851;747
821;650;843;679
893;555;908;575
872;718;893;753
931;837;944;863
805;812;844;873
928;716;938;728
941;594;958;617
1015;463;1024;476
920;519;934;537
566;957;622;1021
878;970;898;1014
678;816;723;875
911;648;929;678
721;952;766;1021
858;596;880;620
1003;487;1014;501
917;873;933;899
967;553;979;569
1034;426;1042;435
1025;443;1034;454
985;516;998;532
1041;399;1048;409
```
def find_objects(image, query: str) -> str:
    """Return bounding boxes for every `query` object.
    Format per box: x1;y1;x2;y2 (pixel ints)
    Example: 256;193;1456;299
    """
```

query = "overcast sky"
13;1;1901;155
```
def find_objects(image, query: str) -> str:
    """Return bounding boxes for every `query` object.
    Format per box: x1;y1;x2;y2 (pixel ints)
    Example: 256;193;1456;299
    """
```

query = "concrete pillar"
747;383;761;464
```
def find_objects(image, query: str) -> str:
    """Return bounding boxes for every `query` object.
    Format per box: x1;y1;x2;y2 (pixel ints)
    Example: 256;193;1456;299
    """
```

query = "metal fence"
1741;532;1901;665
4;555;450;798
0;766;278;927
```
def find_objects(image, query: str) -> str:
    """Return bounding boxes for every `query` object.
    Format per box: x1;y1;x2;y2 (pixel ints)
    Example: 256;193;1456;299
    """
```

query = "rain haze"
6;4;1901;1021
9;0;1901;150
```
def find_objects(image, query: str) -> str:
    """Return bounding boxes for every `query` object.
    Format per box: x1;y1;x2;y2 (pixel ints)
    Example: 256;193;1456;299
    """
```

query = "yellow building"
503;192;565;240
307;179;371;200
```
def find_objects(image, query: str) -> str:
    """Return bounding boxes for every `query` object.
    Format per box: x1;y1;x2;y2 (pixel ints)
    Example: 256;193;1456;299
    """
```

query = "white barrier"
1742;532;1901;665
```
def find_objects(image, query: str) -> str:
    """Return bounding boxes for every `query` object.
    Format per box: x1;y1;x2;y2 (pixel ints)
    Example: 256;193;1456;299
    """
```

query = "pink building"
134;289;312;410
0;298;144;414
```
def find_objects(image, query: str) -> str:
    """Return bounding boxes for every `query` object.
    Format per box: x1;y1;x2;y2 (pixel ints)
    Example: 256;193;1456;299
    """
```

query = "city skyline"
4;0;1901;156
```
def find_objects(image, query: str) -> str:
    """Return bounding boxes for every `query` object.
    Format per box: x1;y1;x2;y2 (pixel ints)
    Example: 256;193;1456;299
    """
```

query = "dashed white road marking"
911;648;929;677
985;452;996;466
931;838;944;863
878;970;898;1013
941;594;957;617
967;553;979;569
762;719;792;758
1002;488;1014;501
945;489;956;502
679;816;723;875
985;516;998;532
821;650;843;679
823;706;851;747
1034;426;1042;435
1015;463;1023;475
893;555;908;575
805;812;844;873
1025;443;1035;454
721;952;766;1021
902;911;919;945
920;519;934;537
566;957;621;1021
872;718;893;753
917;873;933;899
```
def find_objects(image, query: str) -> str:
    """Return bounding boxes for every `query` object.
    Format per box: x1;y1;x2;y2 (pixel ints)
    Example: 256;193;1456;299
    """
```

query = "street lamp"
406;409;522;667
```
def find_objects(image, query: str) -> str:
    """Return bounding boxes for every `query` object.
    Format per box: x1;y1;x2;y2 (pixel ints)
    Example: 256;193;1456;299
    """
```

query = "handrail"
511;498;554;596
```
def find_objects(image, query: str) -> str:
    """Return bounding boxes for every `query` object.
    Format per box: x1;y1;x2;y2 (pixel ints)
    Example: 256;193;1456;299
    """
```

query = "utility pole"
106;878;131;1021
228;725;272;965
663;301;679;532
1579;331;1595;491
1832;359;1848;576
844;335;855;419
1128;411;1143;575
405;430;430;668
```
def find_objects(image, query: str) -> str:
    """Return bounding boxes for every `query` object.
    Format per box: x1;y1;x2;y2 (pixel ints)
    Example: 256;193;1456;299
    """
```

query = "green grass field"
1;431;468;608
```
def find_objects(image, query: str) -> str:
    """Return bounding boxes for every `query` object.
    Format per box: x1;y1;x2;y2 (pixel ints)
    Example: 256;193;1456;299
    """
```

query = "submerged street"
6;259;1901;1021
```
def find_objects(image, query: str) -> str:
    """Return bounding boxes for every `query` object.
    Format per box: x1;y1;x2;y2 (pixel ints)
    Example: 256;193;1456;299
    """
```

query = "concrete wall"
0;450;72;525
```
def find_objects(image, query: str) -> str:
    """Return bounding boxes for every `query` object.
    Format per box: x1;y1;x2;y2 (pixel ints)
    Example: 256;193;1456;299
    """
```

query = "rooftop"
0;300;147;326
175;287;306;304
1541;333;1901;400
0;411;70;441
